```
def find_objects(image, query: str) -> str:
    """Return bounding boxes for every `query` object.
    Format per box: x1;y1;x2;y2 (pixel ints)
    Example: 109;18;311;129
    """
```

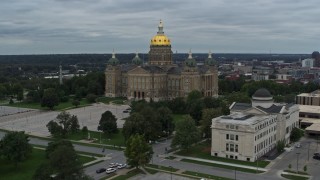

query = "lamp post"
308;142;311;161
296;152;300;173
234;167;237;180
169;166;172;180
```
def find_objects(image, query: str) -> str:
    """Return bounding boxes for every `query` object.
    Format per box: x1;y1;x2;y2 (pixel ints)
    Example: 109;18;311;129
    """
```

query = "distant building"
211;88;299;162
312;51;320;67
301;58;314;68
275;74;292;84
105;20;218;101
296;90;320;106
252;66;273;81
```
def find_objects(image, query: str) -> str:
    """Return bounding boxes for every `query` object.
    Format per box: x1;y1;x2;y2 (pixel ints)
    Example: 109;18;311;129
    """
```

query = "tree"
72;100;80;107
288;164;292;170
156;107;174;136
35;139;89;180
187;99;204;125
123;113;145;141
41;88;59;110
97;111;118;136
187;90;202;103
276;139;285;153
0;131;32;168
26;90;40;103
200;108;223;138
171;115;200;150
81;126;88;138
46;111;80;138
124;134;153;169
168;97;187;114
290;127;304;142
45;140;73;159
86;93;97;103
303;165;307;172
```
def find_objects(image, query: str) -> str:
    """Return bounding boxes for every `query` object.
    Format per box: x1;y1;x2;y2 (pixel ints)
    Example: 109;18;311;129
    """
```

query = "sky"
0;0;320;55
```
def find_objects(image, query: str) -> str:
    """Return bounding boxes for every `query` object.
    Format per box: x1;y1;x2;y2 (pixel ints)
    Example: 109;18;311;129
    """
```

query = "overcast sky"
1;0;320;55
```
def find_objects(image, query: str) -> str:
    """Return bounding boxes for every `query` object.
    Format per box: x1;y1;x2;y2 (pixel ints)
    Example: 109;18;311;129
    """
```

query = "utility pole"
296;152;300;173
234;167;237;180
308;142;311;161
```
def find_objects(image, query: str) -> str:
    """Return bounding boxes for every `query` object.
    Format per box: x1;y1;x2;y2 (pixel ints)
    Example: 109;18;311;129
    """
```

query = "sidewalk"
173;155;268;172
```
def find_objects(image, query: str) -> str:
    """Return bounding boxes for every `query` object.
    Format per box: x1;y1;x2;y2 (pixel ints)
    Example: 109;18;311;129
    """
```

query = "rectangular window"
226;134;229;140
226;125;229;129
226;143;229;151
235;145;238;152
230;144;234;152
236;135;238;141
230;125;235;129
230;134;234;140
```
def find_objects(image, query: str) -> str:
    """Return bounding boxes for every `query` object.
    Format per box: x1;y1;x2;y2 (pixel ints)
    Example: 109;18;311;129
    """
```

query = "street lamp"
308;142;311;161
296;152;300;173
169;166;172;180
234;167;237;180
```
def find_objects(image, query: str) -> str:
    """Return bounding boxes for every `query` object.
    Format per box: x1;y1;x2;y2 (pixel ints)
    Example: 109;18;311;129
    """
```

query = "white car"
106;168;116;174
117;164;127;169
109;163;118;168
295;143;301;148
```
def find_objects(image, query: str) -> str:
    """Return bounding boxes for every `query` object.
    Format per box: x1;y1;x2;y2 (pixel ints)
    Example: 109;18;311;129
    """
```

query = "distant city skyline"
1;0;320;55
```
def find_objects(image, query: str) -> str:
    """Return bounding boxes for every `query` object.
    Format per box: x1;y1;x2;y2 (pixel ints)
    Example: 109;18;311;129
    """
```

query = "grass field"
110;169;143;180
0;148;94;180
182;170;233;180
5;98;91;111
172;114;187;123
181;159;264;174
175;141;269;168
281;174;309;180
68;129;126;147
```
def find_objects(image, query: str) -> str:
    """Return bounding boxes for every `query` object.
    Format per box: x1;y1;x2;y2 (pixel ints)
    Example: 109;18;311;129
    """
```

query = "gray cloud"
0;0;319;54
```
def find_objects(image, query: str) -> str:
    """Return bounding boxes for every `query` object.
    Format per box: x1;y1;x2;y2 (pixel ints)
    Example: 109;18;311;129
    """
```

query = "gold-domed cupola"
150;20;171;46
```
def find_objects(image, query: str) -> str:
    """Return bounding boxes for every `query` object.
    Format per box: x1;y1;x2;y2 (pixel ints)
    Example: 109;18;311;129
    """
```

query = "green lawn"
146;164;179;172
68;129;126;147
181;159;264;174
182;170;233;180
281;174;309;180
0;148;94;180
110;169;143;180
96;97;127;105
5;98;91;110
172;114;187;123
175;141;269;168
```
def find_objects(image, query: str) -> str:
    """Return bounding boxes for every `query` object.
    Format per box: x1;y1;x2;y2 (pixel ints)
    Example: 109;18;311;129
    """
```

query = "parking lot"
0;103;130;137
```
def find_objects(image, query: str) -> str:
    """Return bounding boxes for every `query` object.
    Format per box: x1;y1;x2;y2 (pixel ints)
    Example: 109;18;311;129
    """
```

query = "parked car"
123;110;129;113
314;152;320;156
313;155;320;160
117;164;127;169
106;168;117;174
295;143;301;148
109;163;118;168
96;168;106;173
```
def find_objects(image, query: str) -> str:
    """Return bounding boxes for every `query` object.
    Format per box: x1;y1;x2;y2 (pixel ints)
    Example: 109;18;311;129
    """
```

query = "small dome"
132;52;142;65
108;51;119;66
185;50;196;67
205;51;216;66
253;88;272;98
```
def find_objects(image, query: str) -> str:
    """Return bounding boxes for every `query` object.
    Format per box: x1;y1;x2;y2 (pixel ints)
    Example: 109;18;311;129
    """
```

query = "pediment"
244;107;267;115
127;66;150;75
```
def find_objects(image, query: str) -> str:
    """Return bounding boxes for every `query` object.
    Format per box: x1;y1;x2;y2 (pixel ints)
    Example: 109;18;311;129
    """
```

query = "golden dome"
150;20;171;46
151;34;171;46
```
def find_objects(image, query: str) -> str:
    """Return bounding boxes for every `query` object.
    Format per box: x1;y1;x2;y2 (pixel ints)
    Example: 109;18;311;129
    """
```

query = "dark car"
96;168;106;173
123;110;129;113
313;154;320;160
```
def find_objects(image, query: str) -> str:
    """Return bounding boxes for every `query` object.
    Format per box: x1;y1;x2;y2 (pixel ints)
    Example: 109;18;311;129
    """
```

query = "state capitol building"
105;20;218;101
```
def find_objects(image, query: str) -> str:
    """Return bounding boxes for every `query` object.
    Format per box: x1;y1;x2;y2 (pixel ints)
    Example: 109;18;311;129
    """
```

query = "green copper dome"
185;50;197;67
205;51;216;66
108;51;119;66
132;52;142;65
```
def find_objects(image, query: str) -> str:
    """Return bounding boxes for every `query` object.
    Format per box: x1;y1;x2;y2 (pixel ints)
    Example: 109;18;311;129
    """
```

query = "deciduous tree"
0;131;32;168
97;111;118;136
124;134;153;169
41;88;59;110
171;115;200;150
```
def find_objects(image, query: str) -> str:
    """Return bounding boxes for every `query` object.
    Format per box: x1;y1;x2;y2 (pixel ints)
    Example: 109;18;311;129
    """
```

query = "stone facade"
211;88;299;162
105;21;218;101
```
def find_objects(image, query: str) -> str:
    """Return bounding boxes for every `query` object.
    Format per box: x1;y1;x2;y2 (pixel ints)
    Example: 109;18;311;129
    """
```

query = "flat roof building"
211;88;299;162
